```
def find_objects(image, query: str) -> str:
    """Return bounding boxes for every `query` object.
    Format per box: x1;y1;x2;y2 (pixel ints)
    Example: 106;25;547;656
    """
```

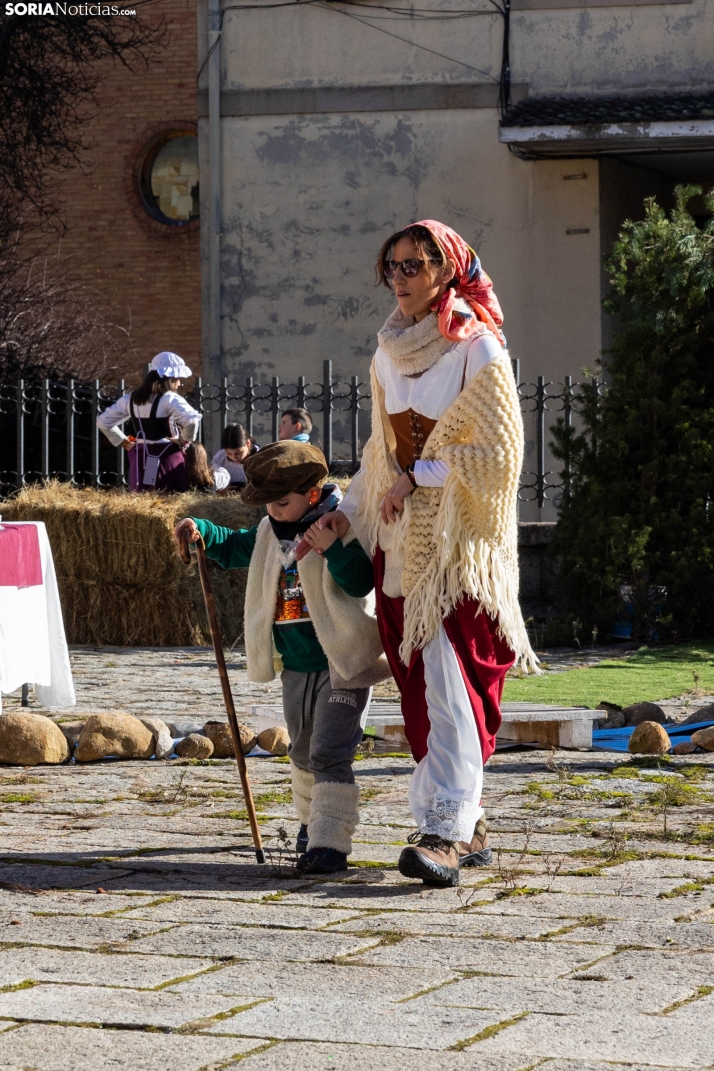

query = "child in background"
278;407;312;442
185;443;231;492
211;424;259;488
174;441;389;874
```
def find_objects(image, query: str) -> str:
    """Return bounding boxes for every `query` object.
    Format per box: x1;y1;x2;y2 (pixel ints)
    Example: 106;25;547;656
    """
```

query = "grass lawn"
503;642;714;709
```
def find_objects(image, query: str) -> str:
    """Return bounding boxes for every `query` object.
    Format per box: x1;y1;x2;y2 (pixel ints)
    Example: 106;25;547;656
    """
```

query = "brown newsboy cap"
240;441;329;506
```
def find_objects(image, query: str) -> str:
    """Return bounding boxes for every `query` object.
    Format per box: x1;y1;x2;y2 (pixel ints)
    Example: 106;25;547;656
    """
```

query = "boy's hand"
303;522;338;553
174;517;200;544
294;512;349;560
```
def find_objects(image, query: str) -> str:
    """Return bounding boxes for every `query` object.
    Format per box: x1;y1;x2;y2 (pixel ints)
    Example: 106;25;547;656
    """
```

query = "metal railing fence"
0;360;601;510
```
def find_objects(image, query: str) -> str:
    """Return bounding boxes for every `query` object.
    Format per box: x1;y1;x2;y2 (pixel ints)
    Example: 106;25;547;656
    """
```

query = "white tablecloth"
0;521;76;708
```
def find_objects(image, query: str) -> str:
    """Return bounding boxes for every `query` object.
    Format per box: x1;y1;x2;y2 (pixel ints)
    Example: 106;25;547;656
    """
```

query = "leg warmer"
290;762;315;825
307;781;360;855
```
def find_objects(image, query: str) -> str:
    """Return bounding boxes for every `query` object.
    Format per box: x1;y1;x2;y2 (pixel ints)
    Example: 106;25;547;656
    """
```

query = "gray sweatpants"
281;669;370;784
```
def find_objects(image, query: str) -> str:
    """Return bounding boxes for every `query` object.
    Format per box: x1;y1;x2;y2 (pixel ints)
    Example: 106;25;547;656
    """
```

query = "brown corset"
389;409;438;471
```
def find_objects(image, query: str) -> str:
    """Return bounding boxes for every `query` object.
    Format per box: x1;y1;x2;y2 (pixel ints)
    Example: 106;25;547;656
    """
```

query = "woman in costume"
97;351;200;493
311;221;536;887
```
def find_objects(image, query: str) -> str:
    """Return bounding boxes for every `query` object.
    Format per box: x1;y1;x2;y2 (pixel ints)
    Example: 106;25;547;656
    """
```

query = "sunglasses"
383;258;437;279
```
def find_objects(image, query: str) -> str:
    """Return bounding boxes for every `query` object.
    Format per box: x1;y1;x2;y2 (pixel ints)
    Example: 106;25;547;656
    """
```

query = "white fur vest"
244;517;391;689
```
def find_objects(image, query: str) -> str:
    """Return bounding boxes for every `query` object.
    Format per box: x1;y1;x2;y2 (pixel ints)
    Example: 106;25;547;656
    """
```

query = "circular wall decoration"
140;132;199;226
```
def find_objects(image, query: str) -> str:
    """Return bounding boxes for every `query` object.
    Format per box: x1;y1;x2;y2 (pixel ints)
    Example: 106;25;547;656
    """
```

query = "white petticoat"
408;624;483;842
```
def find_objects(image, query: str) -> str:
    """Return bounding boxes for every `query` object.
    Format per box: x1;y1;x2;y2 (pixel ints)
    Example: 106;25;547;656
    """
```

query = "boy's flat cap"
240;440;329;505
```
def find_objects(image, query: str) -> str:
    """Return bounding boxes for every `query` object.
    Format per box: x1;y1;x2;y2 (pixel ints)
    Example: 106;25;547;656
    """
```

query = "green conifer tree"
551;185;714;642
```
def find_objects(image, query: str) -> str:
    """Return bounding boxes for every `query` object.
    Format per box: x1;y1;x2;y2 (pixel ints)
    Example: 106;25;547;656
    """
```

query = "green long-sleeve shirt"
192;516;374;673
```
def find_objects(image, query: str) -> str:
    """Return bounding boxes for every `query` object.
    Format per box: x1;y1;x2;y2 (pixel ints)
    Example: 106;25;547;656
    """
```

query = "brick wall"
52;0;201;382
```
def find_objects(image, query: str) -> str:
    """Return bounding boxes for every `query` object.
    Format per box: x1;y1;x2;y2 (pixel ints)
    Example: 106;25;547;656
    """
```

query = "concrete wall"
215;0;713;97
211;110;601;390
512;1;713;97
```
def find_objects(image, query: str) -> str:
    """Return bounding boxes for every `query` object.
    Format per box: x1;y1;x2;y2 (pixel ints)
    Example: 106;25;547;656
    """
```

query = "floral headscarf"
413;219;505;346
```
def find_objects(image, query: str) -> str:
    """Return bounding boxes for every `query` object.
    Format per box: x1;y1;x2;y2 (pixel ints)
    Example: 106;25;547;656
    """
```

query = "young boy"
278;407;312;442
174;441;389;874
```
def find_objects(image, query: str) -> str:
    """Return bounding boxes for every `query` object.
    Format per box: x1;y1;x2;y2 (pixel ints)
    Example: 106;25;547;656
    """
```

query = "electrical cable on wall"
216;0;513;112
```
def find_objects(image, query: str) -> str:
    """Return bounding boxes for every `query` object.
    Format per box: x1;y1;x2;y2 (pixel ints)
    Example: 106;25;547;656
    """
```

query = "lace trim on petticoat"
419;795;481;841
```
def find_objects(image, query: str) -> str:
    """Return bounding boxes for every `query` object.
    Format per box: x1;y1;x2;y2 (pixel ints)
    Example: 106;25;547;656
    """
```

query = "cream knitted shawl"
354;350;538;671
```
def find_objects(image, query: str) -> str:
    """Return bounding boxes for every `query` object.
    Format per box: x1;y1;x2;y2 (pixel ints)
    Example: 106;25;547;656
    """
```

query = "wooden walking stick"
179;529;266;863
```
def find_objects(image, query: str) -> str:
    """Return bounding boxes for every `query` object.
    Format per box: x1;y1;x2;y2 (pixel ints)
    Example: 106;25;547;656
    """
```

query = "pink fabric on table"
0;524;43;588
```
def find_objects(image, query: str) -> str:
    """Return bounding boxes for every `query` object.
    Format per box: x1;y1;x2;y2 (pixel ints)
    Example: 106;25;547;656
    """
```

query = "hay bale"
2;482;263;646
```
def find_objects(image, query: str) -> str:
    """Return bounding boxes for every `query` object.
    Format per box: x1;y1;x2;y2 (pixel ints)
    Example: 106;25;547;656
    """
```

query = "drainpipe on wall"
207;0;222;452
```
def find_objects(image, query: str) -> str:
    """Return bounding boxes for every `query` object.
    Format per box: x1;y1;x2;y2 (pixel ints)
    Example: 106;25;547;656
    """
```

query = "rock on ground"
154;730;175;760
691;725;714;751
257;726;290;756
75;712;154;762
594;708;625;730
203;721;256;757
622;702;667;727
628;720;671;754
673;741;698;754
166;721;204;739
175;734;214;759
139;717;171;741
679;702;714;726
0;713;69;765
138;718;173;759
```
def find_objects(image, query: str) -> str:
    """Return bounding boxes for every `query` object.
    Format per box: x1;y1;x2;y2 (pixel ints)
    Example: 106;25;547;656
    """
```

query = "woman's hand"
303;522;338;554
294;510;350;560
173;517;200;545
122;439;134;452
318;510;350;538
380;473;415;524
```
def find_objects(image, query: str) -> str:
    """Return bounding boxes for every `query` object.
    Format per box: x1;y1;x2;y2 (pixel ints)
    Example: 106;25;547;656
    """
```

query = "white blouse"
211;467;232;492
374;332;503;487
212;448;248;485
97;391;202;447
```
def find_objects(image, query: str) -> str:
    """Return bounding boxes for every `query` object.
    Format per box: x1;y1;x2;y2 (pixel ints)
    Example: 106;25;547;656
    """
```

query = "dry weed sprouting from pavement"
495;826;534;896
541;851;563;891
602;821;630;862
265;826;299;876
651;777;699;838
131;771;190;804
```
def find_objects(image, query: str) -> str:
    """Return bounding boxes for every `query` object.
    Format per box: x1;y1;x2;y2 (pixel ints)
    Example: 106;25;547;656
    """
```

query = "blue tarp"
592;718;714;753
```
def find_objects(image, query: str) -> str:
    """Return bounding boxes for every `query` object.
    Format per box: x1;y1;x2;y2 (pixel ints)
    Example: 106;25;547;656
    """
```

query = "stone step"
367;702;595;749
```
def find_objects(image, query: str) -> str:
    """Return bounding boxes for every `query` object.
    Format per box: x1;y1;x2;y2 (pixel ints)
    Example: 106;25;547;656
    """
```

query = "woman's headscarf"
413;219;505;346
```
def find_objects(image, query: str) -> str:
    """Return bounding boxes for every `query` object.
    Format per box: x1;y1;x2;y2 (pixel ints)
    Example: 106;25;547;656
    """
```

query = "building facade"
199;0;712;510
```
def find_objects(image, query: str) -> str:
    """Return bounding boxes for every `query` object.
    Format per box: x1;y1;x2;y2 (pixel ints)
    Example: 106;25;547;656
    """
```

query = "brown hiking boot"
398;833;459;887
458;817;492;868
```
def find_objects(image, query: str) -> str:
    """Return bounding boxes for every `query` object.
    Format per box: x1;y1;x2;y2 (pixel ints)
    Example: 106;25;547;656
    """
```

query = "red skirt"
373;549;515;765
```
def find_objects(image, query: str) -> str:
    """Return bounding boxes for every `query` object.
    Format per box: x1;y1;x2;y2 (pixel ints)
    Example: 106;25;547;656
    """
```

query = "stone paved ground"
1;648;714;1070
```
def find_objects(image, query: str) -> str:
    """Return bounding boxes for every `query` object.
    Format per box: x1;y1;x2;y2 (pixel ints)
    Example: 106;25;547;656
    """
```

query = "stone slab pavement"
0;646;714;1069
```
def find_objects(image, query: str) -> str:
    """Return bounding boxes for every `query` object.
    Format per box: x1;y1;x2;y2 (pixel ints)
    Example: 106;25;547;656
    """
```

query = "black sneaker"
398;833;460;887
296;824;309;855
295;847;348;874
